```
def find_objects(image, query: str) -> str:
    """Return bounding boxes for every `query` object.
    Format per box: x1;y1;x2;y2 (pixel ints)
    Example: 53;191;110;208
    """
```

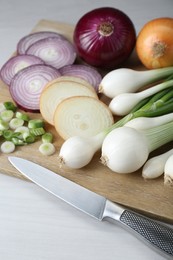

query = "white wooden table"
0;0;172;259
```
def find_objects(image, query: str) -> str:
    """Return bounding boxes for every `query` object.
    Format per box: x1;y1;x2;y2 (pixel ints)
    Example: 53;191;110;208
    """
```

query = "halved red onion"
59;64;102;92
10;64;61;112
26;37;77;69
0;54;44;86
17;31;66;55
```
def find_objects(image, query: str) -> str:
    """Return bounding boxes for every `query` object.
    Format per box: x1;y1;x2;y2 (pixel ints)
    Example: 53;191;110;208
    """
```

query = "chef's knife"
8;156;173;259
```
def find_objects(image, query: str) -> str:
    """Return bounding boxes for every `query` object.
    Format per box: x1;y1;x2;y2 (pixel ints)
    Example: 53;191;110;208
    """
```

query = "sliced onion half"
0;54;44;86
59;64;102;92
17;31;66;54
10;64;61;112
26;37;77;69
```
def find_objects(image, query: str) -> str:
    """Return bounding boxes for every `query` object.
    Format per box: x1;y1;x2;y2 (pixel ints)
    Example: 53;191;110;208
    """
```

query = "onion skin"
136;17;173;69
73;7;136;69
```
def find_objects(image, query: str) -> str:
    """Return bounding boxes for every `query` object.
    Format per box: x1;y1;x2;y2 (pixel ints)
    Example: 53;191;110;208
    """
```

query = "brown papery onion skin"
136;17;173;69
73;7;136;69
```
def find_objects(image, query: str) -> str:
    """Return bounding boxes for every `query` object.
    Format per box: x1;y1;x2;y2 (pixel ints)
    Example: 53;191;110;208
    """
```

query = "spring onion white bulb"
164;154;173;186
124;113;173;130
142;149;173;179
109;79;173;116
99;67;173;98
58;132;105;169
101;121;173;174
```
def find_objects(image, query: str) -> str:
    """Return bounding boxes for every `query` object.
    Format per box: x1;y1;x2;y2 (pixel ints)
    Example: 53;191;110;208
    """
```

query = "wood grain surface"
0;19;172;223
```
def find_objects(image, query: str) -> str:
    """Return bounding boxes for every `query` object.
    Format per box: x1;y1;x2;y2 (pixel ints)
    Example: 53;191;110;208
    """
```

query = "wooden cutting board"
0;19;173;223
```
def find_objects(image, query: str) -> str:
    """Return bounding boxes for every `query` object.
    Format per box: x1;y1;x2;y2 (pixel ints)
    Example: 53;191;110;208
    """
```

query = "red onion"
17;31;66;55
59;64;102;92
73;7;136;69
0;54;44;86
26;37;77;69
10;64;61;112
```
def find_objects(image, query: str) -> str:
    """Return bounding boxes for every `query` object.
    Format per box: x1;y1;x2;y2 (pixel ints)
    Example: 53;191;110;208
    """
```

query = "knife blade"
8;156;173;259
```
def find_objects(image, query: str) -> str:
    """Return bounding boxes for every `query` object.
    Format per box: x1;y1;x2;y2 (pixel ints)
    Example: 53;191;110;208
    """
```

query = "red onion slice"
10;64;61;112
17;31;66;55
0;54;44;86
59;64;102;92
26;37;77;69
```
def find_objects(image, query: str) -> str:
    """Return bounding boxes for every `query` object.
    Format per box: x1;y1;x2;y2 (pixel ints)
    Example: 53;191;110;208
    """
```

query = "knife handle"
104;201;173;258
119;209;173;258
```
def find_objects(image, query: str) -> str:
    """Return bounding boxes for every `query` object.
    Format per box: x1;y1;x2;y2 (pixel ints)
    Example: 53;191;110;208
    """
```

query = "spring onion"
99;67;173;98
42;132;53;143
0;103;6;113
124;113;173;130
9;118;24;129
0;119;9;131
101;121;173;174
28;119;44;129
15;111;30;121
58;88;173;169
0;110;14;122
3;101;17;112
29;127;45;136
109;79;173;116
142;149;173;179
39;143;55;156
1;141;15;153
164;154;173;186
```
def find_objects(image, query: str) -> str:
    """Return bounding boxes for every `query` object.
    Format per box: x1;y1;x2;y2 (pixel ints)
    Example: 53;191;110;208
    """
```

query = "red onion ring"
73;7;136;69
26;37;77;69
17;31;66;55
0;54;44;86
10;64;61;112
59;64;102;92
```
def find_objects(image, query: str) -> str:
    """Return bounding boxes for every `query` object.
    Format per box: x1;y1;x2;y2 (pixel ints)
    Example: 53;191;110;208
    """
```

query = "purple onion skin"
73;7;136;69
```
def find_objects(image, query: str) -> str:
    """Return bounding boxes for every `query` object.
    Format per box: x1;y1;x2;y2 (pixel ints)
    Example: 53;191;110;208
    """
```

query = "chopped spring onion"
29;127;45;136
15;111;30;121
9;118;24;129
28;119;44;129
58;88;173;169
39;143;55;156
3;101;17;112
14;126;30;136
99;67;173;98
0;119;9;130
22;132;35;143
0;103;6;113
42;132;53;143
142;148;173;179
0;110;14;122
11;137;25;146
2;130;13;140
109;79;173;116
1;141;15;153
